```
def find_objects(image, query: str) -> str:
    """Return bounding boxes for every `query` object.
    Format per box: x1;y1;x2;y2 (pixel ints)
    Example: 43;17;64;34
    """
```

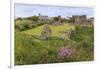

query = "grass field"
15;23;94;65
22;23;75;37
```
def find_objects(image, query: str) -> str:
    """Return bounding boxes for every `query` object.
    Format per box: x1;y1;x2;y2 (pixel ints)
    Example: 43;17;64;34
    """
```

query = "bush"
15;20;45;31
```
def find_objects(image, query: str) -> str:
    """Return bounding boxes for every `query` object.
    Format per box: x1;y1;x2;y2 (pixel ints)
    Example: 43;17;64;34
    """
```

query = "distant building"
38;13;48;22
72;15;86;25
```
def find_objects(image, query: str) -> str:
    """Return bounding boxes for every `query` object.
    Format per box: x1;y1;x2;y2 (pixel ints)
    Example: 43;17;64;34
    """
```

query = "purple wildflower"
58;47;74;58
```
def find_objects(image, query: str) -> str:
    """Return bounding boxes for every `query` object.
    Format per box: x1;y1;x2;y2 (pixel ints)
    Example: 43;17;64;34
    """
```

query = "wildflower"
58;47;74;58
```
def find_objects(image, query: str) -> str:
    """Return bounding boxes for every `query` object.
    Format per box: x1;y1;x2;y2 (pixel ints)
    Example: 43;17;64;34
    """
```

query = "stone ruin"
72;15;86;25
41;24;52;40
59;28;75;47
60;29;75;39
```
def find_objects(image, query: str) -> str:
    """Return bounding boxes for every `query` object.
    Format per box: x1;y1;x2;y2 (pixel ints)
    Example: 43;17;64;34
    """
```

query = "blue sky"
15;3;94;18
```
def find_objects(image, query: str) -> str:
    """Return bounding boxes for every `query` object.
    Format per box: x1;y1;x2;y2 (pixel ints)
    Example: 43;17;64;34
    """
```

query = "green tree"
25;16;39;21
53;17;59;21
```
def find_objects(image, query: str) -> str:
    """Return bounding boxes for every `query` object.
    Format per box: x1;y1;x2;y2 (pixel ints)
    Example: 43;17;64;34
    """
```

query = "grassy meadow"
22;24;75;37
15;20;94;65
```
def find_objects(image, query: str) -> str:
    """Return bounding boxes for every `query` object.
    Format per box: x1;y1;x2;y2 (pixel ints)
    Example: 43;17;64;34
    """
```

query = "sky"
15;3;94;18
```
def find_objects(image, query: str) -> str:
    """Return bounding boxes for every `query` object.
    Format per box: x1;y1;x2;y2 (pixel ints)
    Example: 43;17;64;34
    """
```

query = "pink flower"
58;47;74;58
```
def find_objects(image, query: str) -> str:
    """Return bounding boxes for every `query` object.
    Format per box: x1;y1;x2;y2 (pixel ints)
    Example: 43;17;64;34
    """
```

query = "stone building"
72;15;86;25
38;13;48;22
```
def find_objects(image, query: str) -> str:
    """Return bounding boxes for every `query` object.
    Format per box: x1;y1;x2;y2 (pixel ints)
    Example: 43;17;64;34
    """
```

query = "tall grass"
15;25;94;65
